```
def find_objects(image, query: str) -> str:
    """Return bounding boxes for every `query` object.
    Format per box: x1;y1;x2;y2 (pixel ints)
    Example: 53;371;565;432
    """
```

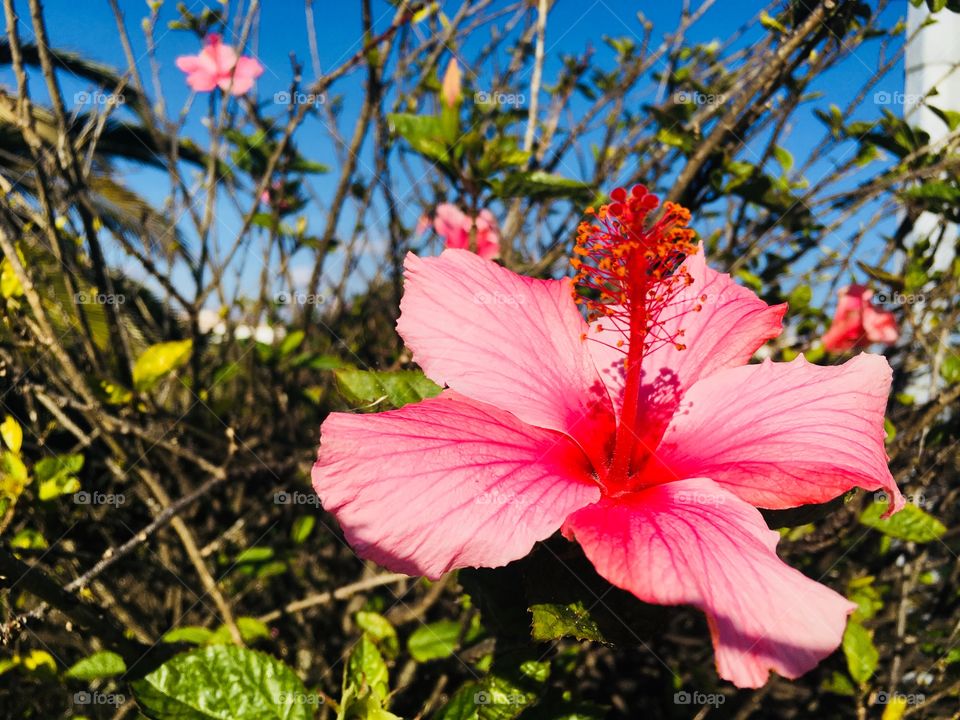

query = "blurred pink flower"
175;33;264;96
431;203;500;260
440;58;462;108
314;187;902;688
822;284;899;353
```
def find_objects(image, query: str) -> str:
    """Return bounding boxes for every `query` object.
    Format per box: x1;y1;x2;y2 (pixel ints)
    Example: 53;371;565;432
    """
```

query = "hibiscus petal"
175;55;202;73
397;250;613;447
564;478;856;688
433;204;470;250
225;56;265;95
313;391;600;579
652;353;903;512
205;36;238;76
643;248;785;395
176;55;219;92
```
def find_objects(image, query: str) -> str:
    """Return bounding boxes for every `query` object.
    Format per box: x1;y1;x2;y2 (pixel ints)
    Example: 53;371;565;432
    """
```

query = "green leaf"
842;620;878;685
345;634;389;699
0;248;25;299
882;695;909;720
773;145;794;172
278;330;305;358
929;106;960;132
334;368;441;409
355;612;399;658
133;645;312;720
133;340;193;392
20;649;57;674
1;450;29;507
529;601;605;642
821;670;857;696
491;171;592;202
1;416;22;453
388;113;453;162
847;576;884;623
35;454;84;501
787;284;812;309
408;620;462;662
286;158;330;175
289;516;315;545
436;674;539;720
760;10;788;33
208;618;271;645
235;547;275;564
940;355;960;385
65;651;127;681
10;528;46;550
860;500;946;543
162;626;216;645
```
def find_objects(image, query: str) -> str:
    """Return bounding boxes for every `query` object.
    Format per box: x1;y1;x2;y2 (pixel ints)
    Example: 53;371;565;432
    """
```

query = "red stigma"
571;185;697;356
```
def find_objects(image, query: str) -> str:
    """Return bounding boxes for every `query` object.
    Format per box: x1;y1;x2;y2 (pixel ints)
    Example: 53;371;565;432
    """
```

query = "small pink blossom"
430;203;500;260
822;284;899;353
440;58;462;108
175;33;264;96
314;187;903;688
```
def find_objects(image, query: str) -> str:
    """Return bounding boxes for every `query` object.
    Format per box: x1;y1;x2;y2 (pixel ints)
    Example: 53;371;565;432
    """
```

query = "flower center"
571;185;698;489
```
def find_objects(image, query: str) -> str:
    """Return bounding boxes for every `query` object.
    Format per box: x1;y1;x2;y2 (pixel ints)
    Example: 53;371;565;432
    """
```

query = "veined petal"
641;248;785;399
397;250;614;448
564;478;855;688
313;391;600;579
652;354;903;512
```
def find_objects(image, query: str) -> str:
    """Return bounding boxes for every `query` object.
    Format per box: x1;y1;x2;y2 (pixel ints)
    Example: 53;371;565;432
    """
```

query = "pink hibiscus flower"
428;203;500;260
313;186;903;688
822;284;899;353
175;33;264;96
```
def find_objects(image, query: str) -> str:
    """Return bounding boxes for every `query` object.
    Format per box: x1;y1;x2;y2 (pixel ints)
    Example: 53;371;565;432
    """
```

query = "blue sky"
1;1;914;306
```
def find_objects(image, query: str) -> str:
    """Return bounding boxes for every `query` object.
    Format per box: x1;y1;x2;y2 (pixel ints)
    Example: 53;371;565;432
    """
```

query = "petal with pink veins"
563;478;856;688
313;391;600;579
397;250;614;451
650;353;903;512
